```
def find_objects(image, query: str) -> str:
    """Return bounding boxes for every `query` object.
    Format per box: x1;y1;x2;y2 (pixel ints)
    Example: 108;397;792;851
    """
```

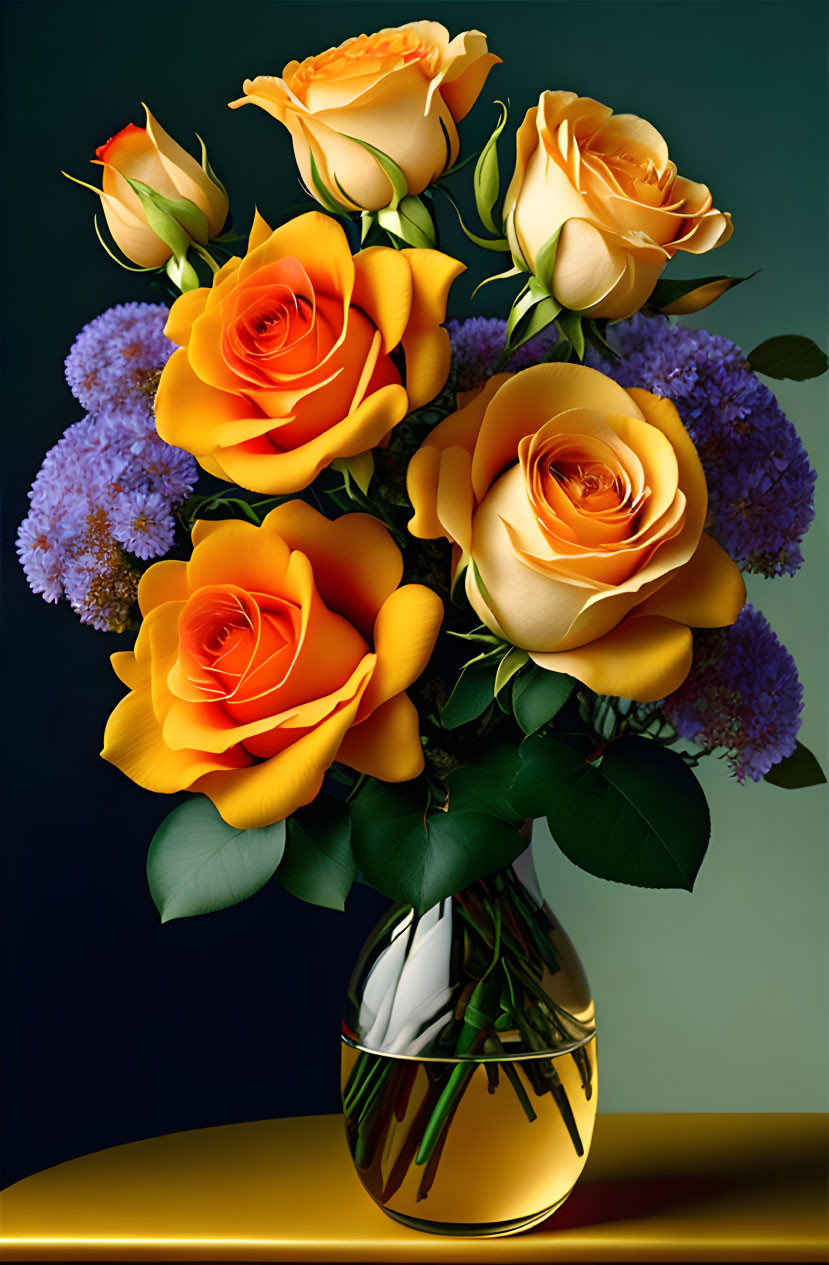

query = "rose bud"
65;104;229;271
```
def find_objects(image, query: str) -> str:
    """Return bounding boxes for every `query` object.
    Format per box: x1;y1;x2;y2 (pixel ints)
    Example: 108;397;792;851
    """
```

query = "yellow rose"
407;364;746;702
504;92;733;319
102;503;443;830
81;105;228;268
230;22;499;212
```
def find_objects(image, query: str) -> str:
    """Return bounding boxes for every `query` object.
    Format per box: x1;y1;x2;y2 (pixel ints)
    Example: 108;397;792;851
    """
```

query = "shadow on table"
528;1157;825;1234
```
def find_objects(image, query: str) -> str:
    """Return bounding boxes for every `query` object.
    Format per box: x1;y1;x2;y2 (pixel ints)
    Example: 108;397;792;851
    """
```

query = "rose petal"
262;501;404;638
530;614;693;703
336;693;425;780
358;584;443;717
190;676;370;829
634;532;746;627
400;249;465;410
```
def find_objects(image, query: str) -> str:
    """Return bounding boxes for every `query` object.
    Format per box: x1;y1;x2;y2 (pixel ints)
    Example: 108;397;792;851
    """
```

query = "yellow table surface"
1;1113;826;1262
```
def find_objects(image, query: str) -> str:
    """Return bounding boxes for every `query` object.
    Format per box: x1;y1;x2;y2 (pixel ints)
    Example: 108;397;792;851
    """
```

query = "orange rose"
230;22;499;212
407;364;746;702
154;210;463;494
504;92;733;319
101;503;443;829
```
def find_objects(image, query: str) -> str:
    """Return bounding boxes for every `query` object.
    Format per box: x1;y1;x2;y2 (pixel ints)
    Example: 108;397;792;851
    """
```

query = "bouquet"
18;15;825;1229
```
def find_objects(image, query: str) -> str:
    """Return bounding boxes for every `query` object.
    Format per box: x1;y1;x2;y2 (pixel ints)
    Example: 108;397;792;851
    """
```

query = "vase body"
340;844;597;1236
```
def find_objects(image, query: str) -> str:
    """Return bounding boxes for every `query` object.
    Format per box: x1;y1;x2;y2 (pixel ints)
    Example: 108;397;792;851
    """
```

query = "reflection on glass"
341;853;598;1236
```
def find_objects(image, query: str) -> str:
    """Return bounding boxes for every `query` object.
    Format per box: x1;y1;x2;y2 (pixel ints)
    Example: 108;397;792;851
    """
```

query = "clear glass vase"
340;838;598;1237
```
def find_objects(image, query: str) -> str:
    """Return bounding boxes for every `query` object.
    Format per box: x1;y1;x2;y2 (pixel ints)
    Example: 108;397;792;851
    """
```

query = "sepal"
195;133;229;205
473;101;508;235
125;177;211;249
343;134;409;210
375;195;437;249
646;272;756;315
165;254;201;292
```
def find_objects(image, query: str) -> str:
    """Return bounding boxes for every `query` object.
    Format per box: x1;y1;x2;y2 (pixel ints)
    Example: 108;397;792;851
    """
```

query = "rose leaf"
147;796;286;922
763;741;827;789
747;335;828;381
513;669;575;735
441;655;500;729
351;780;525;912
512;735;710;891
277;798;355;911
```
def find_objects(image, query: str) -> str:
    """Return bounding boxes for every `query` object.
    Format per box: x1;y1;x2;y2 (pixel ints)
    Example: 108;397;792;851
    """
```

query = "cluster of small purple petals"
587;315;816;576
20;302;196;630
65;302;173;414
18;411;197;631
663;604;803;782
447;317;558;391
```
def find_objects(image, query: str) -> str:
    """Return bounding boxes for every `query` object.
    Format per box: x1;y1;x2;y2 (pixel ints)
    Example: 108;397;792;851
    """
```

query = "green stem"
484;1033;537;1124
344;1054;384;1116
414;1062;476;1166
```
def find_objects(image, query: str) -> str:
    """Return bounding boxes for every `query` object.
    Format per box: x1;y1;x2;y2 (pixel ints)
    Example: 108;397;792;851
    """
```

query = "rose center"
177;585;301;703
222;257;317;378
285;30;437;102
549;459;624;513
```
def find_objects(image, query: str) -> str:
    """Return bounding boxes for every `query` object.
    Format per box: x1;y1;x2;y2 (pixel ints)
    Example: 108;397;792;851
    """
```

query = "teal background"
1;0;826;1185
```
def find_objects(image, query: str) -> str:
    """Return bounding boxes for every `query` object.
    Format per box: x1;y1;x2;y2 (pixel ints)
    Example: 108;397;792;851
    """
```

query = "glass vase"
340;838;597;1237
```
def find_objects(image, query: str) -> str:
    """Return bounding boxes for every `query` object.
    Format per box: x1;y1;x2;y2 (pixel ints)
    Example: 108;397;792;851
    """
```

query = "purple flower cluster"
664;605;803;782
447;317;557;391
65;302;174;414
588;315;816;577
17;304;197;631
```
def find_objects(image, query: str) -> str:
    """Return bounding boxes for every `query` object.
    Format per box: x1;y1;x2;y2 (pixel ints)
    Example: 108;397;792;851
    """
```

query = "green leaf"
513;735;710;890
442;655;499;729
195;133;229;206
763;741;827;789
92;214;157;272
532;227;562;294
513;669;574;735
582;319;619;360
558;309;586;360
648;272;755;314
126;178;210;245
165;254;201;293
147;797;286;922
527;275;552;303
307;148;353;216
343;134;408;209
439;145;482;181
543;338;573;363
747;335;828;381
474;101;508;235
278;799;355;910
445;749;523;824
469;558;498;612
470;262;525;300
351;781;525;911
494;646;529;695
506;291;561;350
436;183;510;251
505;284;534;344
376;194;436;249
459;221;511;252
